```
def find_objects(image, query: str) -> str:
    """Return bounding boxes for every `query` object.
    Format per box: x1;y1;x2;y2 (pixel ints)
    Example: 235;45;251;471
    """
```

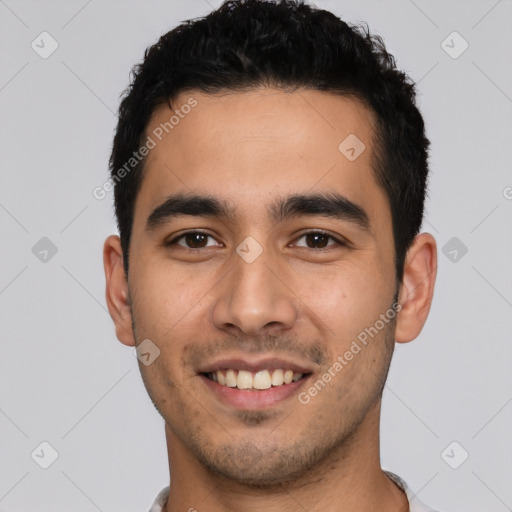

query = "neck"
163;401;408;512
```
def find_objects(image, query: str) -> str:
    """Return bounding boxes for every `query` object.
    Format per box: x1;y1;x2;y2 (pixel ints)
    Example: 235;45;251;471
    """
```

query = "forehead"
134;87;387;225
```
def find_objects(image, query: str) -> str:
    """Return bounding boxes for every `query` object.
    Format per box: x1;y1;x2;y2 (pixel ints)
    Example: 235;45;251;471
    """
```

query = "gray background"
1;0;511;510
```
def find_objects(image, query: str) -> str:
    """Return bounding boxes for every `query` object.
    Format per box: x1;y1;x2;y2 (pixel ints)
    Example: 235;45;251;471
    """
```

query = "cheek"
130;259;209;340
292;262;390;344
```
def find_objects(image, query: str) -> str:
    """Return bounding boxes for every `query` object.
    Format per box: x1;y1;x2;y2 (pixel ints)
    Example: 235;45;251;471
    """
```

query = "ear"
103;235;136;346
395;233;437;343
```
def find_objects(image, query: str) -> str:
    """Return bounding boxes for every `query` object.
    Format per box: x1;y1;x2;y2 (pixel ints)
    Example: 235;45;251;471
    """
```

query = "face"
123;88;399;486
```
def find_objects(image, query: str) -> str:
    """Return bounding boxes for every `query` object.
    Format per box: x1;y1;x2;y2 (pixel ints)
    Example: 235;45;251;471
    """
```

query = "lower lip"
199;374;311;409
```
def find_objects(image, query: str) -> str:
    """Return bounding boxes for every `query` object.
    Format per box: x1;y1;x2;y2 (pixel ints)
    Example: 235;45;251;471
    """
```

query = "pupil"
307;233;328;248
186;233;207;248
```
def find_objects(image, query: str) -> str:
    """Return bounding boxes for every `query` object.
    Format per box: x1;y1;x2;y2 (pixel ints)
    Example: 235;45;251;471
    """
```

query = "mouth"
202;368;309;391
197;358;314;409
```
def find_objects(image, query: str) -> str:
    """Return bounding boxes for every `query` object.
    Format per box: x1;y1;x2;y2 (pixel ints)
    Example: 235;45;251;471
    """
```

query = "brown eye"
294;231;343;249
168;232;220;249
183;233;209;248
305;233;330;248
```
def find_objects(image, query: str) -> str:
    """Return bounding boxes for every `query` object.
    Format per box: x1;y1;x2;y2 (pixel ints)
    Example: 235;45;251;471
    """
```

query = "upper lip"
198;356;316;374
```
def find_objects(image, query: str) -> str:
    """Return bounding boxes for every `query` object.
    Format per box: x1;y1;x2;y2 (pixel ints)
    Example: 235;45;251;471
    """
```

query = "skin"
103;87;437;512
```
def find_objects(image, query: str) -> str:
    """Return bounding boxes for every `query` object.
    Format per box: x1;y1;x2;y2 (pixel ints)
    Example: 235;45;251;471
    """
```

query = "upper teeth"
209;369;304;390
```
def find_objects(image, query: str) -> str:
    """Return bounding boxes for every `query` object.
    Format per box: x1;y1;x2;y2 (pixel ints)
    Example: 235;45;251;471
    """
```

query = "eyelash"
293;230;348;249
165;230;347;250
166;230;221;249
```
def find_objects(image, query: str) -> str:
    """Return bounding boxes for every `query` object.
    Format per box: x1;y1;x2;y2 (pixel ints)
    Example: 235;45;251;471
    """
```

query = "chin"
192;437;333;489
204;460;307;489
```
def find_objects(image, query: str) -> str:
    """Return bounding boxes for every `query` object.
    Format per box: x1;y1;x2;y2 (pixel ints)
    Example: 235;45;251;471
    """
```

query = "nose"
211;251;298;337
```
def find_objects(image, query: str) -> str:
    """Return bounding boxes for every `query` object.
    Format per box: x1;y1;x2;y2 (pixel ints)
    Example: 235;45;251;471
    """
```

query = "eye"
293;231;344;249
167;231;221;249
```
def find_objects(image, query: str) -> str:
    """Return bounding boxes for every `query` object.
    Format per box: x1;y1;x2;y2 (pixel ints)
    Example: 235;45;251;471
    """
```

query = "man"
103;0;438;510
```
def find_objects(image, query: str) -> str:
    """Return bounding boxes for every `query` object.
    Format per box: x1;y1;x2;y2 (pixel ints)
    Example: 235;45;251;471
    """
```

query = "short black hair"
110;0;430;282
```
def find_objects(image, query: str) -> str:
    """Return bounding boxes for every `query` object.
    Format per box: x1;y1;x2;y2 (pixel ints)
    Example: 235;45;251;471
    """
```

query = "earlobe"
395;233;437;344
103;235;136;346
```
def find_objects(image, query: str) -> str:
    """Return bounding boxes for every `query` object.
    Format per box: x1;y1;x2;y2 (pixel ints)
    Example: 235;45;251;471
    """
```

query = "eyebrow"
145;192;370;232
270;193;370;231
146;194;232;231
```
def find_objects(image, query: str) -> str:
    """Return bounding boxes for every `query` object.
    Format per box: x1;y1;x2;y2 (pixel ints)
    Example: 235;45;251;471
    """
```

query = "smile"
203;368;307;390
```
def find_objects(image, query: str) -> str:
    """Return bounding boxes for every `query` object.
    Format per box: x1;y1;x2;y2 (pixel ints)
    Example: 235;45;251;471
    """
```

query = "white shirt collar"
385;471;439;512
